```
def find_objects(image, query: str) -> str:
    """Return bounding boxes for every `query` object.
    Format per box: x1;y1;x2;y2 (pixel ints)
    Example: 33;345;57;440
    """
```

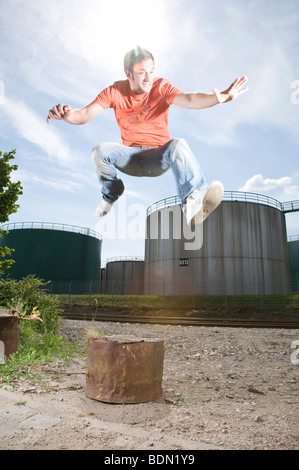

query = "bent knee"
91;144;112;176
171;138;188;149
91;143;108;163
168;138;191;160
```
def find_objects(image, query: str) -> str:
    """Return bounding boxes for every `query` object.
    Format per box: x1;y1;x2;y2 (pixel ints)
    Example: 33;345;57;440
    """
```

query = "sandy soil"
0;319;298;450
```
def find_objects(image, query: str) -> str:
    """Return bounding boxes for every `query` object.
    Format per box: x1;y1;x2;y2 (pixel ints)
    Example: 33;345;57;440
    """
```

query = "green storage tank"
0;222;102;288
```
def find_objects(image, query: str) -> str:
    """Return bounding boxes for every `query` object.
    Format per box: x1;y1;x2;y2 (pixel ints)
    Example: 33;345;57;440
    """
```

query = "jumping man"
47;46;248;226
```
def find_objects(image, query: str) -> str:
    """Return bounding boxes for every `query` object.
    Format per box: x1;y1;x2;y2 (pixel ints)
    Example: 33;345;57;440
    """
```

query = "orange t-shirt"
95;78;182;147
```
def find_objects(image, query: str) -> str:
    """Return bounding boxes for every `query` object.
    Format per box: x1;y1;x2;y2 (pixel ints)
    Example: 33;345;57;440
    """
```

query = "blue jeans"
91;138;207;204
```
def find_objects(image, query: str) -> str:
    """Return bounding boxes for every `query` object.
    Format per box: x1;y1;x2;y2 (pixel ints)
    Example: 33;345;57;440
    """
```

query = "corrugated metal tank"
0;222;102;285
144;192;291;295
287;236;299;293
103;257;144;294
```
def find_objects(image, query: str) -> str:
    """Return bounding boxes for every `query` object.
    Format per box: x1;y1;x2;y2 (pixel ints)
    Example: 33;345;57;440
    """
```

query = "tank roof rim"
0;221;102;240
105;256;144;265
146;191;289;216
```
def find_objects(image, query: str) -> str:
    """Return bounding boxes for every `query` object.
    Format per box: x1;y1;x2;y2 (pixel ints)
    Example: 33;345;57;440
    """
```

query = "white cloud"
2;97;82;167
239;174;299;201
11;168;83;193
240;174;293;192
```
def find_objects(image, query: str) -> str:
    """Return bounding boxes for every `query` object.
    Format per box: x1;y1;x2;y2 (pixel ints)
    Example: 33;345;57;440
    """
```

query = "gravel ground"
0;319;298;450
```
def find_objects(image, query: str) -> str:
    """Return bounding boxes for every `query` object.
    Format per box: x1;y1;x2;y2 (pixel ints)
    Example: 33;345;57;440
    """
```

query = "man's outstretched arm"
173;76;248;110
47;101;104;124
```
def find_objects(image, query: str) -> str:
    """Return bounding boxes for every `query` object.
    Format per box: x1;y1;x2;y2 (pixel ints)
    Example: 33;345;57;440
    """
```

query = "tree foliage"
0;149;23;274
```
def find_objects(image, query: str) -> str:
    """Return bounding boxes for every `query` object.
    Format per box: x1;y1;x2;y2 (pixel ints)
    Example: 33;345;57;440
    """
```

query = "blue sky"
1;0;299;266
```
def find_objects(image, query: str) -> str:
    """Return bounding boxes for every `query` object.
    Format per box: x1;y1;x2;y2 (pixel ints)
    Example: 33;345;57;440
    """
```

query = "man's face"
126;59;155;94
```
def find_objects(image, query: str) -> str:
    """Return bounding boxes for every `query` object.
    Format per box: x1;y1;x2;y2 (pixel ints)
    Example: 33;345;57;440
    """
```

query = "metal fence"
48;280;102;296
47;275;299;294
46;276;299;312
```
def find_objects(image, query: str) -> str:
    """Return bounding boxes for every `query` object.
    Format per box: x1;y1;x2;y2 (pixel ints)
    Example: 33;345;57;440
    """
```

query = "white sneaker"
184;181;224;227
183;188;206;227
95;199;114;217
202;181;224;222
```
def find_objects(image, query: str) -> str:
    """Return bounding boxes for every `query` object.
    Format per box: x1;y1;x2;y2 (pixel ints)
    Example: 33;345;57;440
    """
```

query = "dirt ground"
0;319;298;450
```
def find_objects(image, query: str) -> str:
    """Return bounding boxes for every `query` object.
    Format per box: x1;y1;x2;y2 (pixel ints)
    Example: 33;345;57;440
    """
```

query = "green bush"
0;275;62;333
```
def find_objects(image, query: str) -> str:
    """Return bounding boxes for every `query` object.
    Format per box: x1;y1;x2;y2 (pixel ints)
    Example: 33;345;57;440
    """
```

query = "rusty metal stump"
0;311;20;358
86;335;165;404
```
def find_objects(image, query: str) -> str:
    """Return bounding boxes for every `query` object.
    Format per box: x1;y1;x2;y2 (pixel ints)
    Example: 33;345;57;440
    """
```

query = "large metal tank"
288;235;299;293
103;257;144;294
144;192;291;295
0;222;102;290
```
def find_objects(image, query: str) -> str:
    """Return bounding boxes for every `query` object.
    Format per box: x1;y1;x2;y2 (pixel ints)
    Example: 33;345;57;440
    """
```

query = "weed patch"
0;322;83;388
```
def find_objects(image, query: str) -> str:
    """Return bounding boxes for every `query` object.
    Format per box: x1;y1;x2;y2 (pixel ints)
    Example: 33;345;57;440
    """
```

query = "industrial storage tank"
0;222;102;293
288;235;299;293
103;257;144;294
144;192;291;295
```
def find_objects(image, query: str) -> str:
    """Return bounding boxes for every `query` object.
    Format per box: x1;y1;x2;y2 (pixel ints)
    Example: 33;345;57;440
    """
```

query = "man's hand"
213;76;248;104
46;101;104;125
47;104;72;123
173;76;249;110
